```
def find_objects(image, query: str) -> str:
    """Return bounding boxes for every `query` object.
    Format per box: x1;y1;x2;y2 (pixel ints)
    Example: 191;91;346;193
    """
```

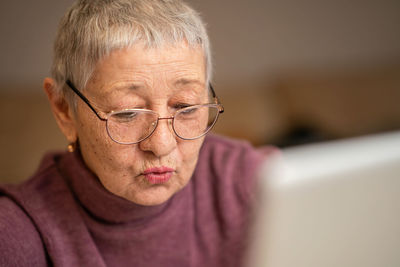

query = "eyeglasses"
66;80;224;145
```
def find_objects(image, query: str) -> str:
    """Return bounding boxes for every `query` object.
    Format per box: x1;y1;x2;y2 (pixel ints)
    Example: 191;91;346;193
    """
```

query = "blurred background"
0;0;399;183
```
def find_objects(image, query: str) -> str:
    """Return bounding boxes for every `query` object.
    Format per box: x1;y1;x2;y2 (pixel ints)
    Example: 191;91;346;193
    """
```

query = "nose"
138;117;177;157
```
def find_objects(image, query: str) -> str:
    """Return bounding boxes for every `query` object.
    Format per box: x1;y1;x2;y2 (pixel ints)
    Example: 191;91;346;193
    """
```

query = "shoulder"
3;151;68;206
0;151;68;266
191;135;278;261
0;196;47;266
202;133;256;151
197;134;277;201
200;134;275;181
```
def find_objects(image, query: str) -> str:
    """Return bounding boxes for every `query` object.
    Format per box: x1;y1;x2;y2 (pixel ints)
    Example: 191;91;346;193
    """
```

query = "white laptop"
246;131;400;267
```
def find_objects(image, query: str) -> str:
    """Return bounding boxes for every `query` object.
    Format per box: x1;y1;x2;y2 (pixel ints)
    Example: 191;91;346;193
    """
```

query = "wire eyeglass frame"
65;80;224;145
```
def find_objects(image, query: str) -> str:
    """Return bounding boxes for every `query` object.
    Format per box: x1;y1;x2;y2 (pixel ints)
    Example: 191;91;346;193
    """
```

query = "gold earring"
67;143;75;153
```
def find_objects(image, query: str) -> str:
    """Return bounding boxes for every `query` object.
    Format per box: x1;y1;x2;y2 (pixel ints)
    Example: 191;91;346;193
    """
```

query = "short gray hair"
51;0;211;98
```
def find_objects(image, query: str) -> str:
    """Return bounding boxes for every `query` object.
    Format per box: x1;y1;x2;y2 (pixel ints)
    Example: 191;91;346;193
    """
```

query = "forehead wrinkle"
174;77;205;88
90;73;205;103
90;59;205;100
132;54;204;73
113;62;202;84
133;66;204;90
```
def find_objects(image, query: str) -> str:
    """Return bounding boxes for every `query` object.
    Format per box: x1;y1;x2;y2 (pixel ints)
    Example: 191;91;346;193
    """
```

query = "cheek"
75;110;117;170
77;115;105;149
178;137;204;174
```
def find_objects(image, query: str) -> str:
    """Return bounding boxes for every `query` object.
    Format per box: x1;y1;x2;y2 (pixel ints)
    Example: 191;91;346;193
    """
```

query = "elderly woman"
0;0;269;266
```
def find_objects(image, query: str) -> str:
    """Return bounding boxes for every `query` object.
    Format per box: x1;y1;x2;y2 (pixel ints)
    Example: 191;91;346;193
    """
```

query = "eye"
178;106;199;115
173;103;191;110
111;110;139;122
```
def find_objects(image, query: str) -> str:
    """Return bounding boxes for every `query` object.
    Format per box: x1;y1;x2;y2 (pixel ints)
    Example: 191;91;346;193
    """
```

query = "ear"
43;77;78;144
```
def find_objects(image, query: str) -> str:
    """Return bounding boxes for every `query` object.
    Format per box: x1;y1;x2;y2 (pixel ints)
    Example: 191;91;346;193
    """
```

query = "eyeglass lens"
106;105;220;144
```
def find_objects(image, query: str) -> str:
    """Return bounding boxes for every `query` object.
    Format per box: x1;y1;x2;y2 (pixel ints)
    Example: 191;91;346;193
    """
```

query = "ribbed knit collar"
56;149;172;224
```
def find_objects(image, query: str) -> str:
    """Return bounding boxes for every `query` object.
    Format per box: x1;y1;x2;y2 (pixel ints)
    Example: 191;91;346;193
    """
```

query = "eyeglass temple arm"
66;80;106;121
209;83;224;113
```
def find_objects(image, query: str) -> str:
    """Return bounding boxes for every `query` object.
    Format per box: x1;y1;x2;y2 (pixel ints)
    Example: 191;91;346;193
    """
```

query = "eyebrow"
125;84;143;91
109;78;204;94
174;78;204;87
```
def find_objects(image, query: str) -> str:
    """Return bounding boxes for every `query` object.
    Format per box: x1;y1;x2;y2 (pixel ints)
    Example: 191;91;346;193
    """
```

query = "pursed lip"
143;167;175;184
143;166;175;175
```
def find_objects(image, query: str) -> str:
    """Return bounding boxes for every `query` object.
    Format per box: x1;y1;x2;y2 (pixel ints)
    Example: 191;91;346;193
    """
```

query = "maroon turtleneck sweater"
0;135;272;267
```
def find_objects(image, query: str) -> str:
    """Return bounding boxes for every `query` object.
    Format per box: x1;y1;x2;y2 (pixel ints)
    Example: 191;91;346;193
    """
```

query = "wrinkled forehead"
90;42;206;83
83;42;209;101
